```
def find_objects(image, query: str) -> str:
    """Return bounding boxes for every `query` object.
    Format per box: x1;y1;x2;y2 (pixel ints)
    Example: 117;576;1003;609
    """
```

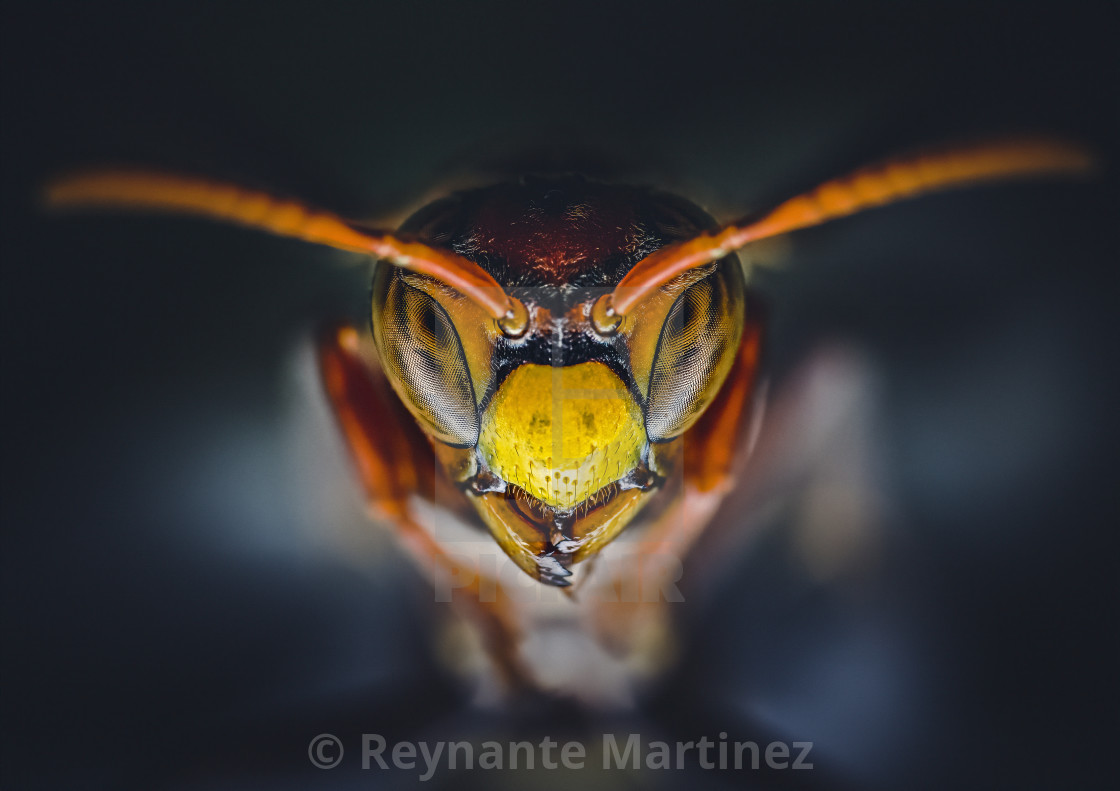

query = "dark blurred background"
2;1;1117;789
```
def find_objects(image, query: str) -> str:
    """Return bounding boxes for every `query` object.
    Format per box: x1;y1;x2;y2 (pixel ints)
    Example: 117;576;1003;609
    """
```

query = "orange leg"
588;303;765;655
317;323;532;691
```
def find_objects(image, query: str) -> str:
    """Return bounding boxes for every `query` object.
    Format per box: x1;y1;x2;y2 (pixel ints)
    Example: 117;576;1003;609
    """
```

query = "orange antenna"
43;169;526;328
602;139;1096;318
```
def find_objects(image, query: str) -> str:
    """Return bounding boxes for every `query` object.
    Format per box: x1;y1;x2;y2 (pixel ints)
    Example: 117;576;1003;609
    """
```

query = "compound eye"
644;270;744;442
375;275;480;447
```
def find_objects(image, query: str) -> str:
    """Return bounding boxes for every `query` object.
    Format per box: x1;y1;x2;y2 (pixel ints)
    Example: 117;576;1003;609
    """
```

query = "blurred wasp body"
45;140;1092;692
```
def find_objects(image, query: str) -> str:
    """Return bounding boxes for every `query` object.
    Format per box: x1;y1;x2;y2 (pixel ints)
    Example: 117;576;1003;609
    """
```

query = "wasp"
43;139;1092;695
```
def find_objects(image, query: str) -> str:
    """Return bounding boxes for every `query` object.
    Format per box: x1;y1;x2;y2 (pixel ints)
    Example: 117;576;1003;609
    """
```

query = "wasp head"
371;176;747;585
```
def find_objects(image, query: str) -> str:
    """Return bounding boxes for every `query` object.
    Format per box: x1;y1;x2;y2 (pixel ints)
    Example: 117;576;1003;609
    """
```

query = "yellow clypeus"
479;363;644;510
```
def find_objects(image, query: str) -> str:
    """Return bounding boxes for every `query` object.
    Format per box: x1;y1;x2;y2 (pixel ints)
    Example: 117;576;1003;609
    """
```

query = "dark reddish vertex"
399;176;721;289
467;185;640;284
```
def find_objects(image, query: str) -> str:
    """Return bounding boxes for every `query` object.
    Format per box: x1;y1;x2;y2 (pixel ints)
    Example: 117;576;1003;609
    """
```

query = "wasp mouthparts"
536;554;573;587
